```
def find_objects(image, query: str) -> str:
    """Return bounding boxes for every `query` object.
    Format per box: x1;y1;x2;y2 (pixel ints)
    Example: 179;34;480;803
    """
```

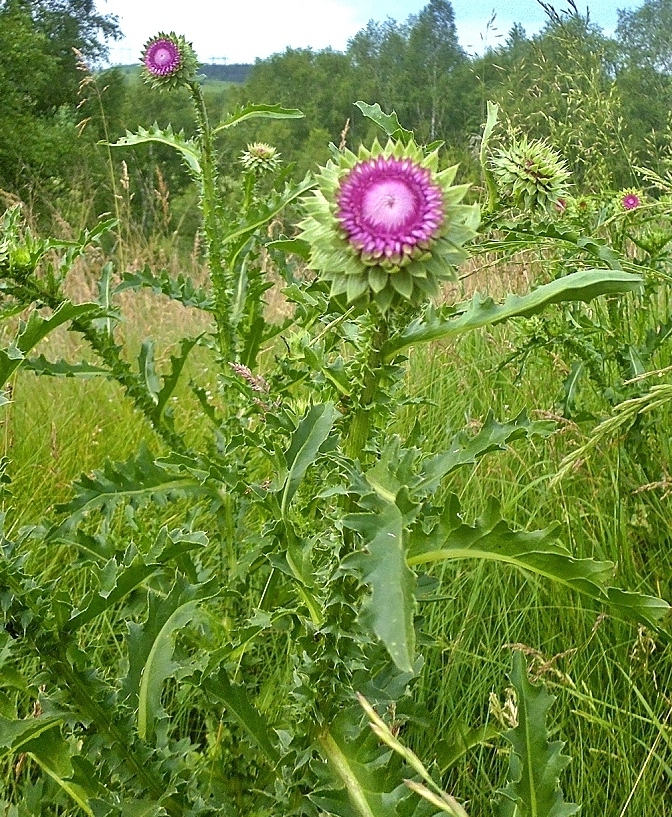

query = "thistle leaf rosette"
491;134;570;215
140;32;199;90
299;140;480;311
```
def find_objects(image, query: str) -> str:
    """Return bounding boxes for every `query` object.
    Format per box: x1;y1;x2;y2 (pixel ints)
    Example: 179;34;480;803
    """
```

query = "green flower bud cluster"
491;134;570;215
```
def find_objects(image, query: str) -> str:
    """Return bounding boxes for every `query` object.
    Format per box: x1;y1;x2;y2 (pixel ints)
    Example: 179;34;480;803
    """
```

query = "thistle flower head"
616;189;642;212
140;32;199;89
491;134;570;214
240;143;281;174
299;139;480;311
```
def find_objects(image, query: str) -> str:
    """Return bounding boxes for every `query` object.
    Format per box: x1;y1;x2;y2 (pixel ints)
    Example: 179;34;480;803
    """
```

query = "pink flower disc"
621;193;640;211
336;156;444;262
145;39;181;77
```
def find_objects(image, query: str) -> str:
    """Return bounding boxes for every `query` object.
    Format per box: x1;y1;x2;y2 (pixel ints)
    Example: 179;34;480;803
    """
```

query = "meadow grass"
397;291;672;815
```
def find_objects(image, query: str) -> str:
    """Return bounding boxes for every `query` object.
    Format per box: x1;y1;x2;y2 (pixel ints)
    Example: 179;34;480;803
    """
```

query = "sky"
99;0;645;66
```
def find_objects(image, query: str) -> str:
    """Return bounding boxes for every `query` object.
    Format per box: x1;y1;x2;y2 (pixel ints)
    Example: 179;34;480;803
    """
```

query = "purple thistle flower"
298;139;480;311
336;156;444;266
621;192;641;211
144;38;182;77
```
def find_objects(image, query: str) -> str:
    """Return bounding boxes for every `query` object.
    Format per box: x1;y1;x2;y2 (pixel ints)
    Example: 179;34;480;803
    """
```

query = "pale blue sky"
99;0;645;66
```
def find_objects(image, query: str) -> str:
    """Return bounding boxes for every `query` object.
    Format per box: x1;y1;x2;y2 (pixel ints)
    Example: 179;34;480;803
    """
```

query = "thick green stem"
189;81;232;361
344;322;388;462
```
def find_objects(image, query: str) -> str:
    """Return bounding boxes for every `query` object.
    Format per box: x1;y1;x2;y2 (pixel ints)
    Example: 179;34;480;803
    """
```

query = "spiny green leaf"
50;443;219;537
408;495;670;628
110;124;201;176
497;652;580;817
561;361;585;416
382;270;643;360
355;102;414;144
202;667;280;765
221;174;315;246
23;727;95;816
123;575;217;741
266;237;311;260
154;336;200;420
416;411;555;495
435;721;502;773
0;715;62;757
0;302;105;388
344;502;416;673
65;556;162;632
24;355;109;377
280;402;339;515
115;266;214;310
213;102;304;134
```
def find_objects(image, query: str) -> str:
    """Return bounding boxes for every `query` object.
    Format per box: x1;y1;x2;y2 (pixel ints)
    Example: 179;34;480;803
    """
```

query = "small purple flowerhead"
145;38;181;77
620;191;641;211
140;32;198;89
299;139;480;311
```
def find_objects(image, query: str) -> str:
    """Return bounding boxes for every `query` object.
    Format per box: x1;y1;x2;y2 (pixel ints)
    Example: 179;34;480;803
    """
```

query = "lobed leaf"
280;402;339;515
0;302;105;388
123;575;218;741
24;355;110;378
110;124;201;176
382;270;643;360
354;101;414;144
115;266;214;311
408;495;670;628
50;443;219;537
202;667;281;765
497;652;579;817
344;502;416;674
213;102;304;134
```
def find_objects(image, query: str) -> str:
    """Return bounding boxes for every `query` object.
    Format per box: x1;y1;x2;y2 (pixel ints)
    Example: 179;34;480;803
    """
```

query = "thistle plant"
0;77;668;817
119;33;309;364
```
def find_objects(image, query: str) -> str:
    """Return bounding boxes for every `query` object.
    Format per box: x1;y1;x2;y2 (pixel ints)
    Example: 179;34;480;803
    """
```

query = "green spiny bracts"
240;142;281;175
491;134;570;215
299;139;480;312
140;32;199;90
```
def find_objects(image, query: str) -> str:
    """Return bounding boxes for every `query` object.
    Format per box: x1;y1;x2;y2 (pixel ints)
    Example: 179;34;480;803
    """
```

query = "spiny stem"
17;278;189;454
344;322;389;462
189;81;233;361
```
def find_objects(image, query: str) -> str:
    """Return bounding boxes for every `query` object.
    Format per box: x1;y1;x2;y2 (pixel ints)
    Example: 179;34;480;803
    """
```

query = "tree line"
1;0;672;231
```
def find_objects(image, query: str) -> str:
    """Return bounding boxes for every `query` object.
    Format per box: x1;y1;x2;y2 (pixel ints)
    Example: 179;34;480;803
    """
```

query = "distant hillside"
200;63;252;83
109;63;252;84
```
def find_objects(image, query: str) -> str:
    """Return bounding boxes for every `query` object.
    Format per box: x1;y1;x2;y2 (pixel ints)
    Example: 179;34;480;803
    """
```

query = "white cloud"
103;0;363;65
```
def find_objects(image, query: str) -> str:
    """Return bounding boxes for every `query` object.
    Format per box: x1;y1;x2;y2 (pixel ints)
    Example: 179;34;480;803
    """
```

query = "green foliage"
496;652;579;817
381;270;643;360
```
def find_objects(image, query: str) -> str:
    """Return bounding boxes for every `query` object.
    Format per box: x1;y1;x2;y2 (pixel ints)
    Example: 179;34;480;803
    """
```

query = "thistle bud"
240;143;281;175
491;134;570;215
